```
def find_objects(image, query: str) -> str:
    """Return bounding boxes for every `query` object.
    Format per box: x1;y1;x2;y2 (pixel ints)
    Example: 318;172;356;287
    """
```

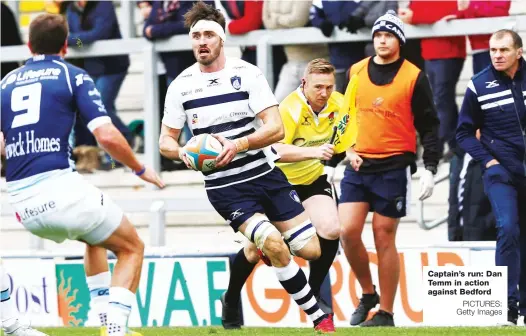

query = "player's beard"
196;45;221;66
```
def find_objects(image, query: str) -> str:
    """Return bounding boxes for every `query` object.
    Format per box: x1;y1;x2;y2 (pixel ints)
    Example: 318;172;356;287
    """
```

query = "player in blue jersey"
159;2;334;333
0;14;165;336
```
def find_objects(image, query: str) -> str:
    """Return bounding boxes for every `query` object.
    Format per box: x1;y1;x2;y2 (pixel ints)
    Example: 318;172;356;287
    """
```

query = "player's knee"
373;226;396;251
373;219;397;237
317;221;341;241
282;219;317;256
122;221;144;258
263;232;289;258
296;235;321;260
374;237;395;254
340;223;362;242
244;243;261;264
242;215;280;251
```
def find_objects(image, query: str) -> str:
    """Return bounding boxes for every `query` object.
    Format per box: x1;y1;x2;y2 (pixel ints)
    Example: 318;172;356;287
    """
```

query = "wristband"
134;165;146;176
234;136;249;153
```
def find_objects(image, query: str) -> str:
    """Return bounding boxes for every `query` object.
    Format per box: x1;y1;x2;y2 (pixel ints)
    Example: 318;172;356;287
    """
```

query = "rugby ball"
183;134;223;172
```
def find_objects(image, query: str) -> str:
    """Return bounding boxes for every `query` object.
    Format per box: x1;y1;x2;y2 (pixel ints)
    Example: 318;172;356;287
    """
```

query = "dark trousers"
483;166;526;314
449;153;497;241
448;153;464;241
75;71;132;146
425;58;465;153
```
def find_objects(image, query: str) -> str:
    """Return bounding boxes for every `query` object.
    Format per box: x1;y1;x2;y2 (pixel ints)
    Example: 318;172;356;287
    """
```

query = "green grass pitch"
8;326;523;336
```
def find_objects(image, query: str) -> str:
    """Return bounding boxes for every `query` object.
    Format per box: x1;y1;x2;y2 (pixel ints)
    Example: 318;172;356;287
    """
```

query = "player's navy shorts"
206;167;305;231
340;166;411;218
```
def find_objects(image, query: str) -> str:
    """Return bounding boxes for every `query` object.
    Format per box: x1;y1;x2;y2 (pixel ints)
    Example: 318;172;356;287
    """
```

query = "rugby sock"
225;248;256;306
273;260;326;324
107;287;134;336
308;236;340;297
0;265;18;332
86;271;111;327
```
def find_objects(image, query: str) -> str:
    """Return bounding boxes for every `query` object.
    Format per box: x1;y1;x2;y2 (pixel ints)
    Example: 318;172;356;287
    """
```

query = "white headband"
189;20;226;42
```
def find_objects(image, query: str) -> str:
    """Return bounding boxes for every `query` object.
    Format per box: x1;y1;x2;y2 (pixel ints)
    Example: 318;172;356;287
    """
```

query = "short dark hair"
304;58;335;77
29;13;68;55
491;29;523;49
183;1;226;31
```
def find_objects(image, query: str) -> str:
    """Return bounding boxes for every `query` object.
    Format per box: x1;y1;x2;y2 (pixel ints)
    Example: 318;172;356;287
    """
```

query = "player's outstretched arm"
93;124;165;189
73;69;164;187
93;124;143;171
273;142;334;163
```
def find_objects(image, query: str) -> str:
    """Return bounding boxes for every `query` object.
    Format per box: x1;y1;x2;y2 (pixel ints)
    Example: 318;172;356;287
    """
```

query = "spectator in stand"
213;0;263;65
0;3;23;178
263;0;330;102
452;0;511;74
136;1;180;171
212;0;287;89
143;0;211;148
339;1;398;57
1;3;23;79
310;0;366;94
45;1;85;69
399;1;465;161
137;0;153;19
143;1;207;84
66;1;133;172
397;1;425;71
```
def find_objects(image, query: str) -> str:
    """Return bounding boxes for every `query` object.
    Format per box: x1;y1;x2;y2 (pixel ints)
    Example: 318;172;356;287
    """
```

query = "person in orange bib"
339;10;440;327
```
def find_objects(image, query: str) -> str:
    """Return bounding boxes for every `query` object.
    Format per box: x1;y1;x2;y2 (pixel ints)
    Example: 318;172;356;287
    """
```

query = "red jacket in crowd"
456;0;511;51
409;0;466;60
225;0;263;35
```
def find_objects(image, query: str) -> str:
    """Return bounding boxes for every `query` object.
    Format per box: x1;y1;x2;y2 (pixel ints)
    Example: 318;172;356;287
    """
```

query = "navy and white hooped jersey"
162;57;280;190
1;55;111;193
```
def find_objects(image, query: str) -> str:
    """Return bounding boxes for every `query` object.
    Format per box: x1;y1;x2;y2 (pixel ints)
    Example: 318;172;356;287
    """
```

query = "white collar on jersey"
189;20;226;42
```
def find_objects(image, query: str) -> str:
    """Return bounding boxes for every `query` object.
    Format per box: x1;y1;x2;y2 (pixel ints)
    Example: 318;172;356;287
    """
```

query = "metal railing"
2;15;526;249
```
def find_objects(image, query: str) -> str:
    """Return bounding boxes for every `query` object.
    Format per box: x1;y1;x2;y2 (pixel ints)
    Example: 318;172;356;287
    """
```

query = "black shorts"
293;175;333;202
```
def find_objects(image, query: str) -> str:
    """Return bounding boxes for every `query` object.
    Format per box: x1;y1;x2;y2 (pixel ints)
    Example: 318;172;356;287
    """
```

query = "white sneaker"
4;320;49;336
